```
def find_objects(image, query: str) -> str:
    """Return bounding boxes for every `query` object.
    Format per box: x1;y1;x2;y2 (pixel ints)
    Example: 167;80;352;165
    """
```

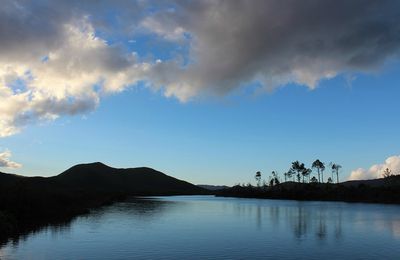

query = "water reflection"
0;218;74;247
231;200;345;241
0;197;180;249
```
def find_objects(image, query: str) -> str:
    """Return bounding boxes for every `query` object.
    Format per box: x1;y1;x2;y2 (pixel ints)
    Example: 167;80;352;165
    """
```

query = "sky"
0;0;400;185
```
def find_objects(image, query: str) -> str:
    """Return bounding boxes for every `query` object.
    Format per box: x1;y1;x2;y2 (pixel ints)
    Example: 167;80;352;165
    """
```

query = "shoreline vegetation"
216;177;400;204
217;159;400;204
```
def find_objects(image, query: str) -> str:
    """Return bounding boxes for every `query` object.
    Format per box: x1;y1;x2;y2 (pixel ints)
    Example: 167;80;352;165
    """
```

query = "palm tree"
330;163;342;184
312;159;325;183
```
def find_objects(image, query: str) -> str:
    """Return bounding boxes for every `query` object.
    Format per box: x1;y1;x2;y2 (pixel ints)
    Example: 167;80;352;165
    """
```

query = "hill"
0;162;206;195
53;162;206;195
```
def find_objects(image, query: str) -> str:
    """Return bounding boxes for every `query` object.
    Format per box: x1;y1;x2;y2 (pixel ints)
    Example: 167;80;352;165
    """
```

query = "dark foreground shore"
0;188;127;245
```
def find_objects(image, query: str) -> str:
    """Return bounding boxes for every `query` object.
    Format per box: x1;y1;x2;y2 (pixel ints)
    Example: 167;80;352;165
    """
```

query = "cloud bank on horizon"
349;155;400;180
1;0;400;137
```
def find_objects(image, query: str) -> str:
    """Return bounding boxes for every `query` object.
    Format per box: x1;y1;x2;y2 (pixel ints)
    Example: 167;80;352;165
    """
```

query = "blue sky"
0;1;400;185
3;65;399;185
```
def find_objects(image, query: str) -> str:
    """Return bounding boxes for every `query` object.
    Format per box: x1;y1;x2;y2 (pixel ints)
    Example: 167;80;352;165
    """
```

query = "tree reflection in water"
232;200;344;241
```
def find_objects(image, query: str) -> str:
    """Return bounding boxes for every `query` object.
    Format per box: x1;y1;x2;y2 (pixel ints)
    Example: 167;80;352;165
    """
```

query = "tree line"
253;159;342;187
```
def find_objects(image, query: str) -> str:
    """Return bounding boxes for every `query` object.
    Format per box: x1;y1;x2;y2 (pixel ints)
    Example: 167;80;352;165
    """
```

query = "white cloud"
0;10;150;137
0;150;22;169
349;155;400;180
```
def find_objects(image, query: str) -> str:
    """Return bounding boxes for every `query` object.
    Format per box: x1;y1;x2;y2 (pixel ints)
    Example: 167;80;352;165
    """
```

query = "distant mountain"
197;184;230;191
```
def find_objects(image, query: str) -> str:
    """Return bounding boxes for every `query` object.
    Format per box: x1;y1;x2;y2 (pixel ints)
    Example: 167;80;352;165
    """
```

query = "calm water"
1;196;400;259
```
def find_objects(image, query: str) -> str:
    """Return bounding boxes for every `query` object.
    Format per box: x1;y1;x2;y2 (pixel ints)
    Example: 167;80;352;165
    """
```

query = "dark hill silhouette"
0;162;206;195
53;162;206;195
0;171;24;186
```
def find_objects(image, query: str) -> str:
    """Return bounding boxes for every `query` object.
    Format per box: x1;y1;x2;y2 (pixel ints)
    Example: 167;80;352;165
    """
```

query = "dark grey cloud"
144;0;400;99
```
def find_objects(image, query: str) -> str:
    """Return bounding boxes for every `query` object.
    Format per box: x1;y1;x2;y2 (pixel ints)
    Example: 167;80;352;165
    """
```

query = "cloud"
349;155;400;180
0;150;22;169
144;0;400;100
0;1;150;137
1;0;400;136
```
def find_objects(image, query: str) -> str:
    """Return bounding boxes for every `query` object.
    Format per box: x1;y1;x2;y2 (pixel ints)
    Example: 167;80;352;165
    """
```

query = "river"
1;196;399;259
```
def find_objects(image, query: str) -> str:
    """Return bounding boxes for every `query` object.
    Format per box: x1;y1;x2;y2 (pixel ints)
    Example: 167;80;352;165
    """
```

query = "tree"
284;170;293;182
284;171;289;182
327;177;333;184
255;171;262;187
290;161;307;183
382;168;392;178
272;170;279;181
312;159;325;183
302;167;312;183
310;176;318;183
330;163;342;184
285;169;295;182
290;161;302;183
270;171;280;186
269;178;275;187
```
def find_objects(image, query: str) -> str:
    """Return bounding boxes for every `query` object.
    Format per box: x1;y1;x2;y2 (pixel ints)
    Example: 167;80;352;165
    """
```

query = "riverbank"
216;177;400;204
